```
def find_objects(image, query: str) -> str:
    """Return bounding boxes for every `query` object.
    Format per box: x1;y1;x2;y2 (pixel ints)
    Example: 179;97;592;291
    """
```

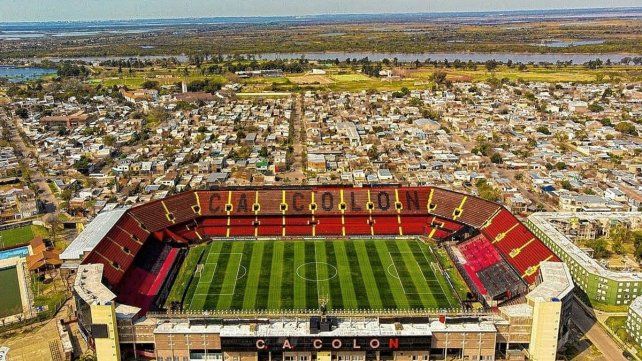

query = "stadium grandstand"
64;186;572;361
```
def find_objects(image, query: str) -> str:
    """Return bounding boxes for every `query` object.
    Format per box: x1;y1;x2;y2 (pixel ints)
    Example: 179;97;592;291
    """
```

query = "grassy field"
167;239;459;312
0;226;36;249
0;267;23;318
87;63;642;95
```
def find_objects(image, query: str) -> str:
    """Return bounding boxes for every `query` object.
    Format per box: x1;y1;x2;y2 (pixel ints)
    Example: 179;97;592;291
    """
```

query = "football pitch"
168;239;460;311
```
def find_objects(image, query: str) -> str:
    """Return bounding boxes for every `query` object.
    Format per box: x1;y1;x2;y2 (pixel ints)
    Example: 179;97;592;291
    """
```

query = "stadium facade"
65;186;574;361
527;212;642;306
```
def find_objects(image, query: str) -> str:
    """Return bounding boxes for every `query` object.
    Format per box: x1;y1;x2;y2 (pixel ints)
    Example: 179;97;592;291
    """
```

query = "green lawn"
167;239;459;312
0;225;36;249
0;267;23;318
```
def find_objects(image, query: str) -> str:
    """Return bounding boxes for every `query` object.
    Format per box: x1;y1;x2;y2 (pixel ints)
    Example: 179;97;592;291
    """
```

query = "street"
572;300;629;361
1;110;58;213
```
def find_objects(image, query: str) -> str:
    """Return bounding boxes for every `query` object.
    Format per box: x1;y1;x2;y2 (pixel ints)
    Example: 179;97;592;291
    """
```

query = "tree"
536;125;551;135
57;62;89;78
614;121;638;136
141;80;160;90
15;107;29;119
485;59;499;72
588;102;604;113
475;179;501;202
586;238;610;259
490;153;503;164
73;155;92;173
432;70;447;85
103;135;116;147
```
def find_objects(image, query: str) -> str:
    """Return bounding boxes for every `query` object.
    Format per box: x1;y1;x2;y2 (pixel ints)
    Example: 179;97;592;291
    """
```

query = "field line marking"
389;250;442;296
387;251;407;295
415;240;453;307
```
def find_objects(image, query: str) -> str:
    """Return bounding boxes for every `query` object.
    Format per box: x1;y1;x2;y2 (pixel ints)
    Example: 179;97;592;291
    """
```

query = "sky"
1;0;640;22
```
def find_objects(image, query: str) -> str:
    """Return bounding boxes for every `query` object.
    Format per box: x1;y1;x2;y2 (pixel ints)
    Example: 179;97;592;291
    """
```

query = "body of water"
0;246;30;260
33;51;640;65
256;52;636;63
0;66;56;82
532;39;605;48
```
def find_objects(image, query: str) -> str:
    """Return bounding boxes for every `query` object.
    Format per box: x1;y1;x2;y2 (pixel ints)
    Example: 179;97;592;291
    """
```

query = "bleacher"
285;216;314;237
481;208;559;284
163;192;200;224
116;240;180;313
429;188;465;221
400;215;430;235
81;186;560;305
257;215;284;237
197;218;227;237
477;262;527;302
459;197;501;228
228;216;256;237
458;234;502;273
371;215;400;236
129;201;174;232
82;210;155;287
315;215;344;236
117;213;150;242
344;216;373;236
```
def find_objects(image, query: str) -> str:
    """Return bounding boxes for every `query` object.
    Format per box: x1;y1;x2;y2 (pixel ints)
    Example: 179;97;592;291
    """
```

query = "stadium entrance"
221;336;432;361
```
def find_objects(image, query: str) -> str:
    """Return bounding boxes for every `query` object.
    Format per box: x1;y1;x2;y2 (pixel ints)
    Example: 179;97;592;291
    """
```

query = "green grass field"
167;239;459;312
0;225;36;249
0;267;23;318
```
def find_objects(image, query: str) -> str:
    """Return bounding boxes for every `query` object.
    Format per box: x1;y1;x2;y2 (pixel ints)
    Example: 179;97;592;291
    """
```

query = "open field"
167;239;459;312
88;73;227;88
0;225;36;249
0;266;23;318
288;74;335;85
3;15;642;58
87;63;642;95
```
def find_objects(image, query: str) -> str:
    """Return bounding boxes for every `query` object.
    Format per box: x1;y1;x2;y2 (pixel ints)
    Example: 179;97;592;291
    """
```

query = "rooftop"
528;212;642;282
60;208;127;261
154;318;497;337
527;261;574;302
74;264;116;306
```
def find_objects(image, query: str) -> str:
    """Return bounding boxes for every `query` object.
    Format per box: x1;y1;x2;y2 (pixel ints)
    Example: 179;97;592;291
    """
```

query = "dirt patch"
288;75;334;85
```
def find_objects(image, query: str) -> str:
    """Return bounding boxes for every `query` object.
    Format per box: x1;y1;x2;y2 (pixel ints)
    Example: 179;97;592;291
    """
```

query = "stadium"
64;186;574;361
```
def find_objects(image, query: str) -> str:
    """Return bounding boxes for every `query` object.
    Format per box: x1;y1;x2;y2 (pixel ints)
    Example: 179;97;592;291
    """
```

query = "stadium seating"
430;188;465;221
400;216;430;234
481;209;559;284
229;216;256;237
372;215;401;236
284;216;314;236
256;215;284;237
163;192;200;223
81;186;561;311
457;234;502;273
315;215;344;236
344;216;373;236
116;241;179;313
117;213;150;241
459;197;501;228
130;201;174;232
399;187;432;215
463;264;488;295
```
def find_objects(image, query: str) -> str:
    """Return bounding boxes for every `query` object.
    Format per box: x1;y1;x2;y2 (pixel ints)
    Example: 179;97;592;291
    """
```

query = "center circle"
296;262;338;282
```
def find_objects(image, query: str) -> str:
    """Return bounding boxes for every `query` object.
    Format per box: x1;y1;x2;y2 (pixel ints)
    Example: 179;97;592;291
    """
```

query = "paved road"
1;112;58;213
572;300;628;361
281;94;306;183
448;130;556;211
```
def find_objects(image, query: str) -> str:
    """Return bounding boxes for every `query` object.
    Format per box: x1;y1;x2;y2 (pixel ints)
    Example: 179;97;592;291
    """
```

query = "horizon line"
1;5;641;25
